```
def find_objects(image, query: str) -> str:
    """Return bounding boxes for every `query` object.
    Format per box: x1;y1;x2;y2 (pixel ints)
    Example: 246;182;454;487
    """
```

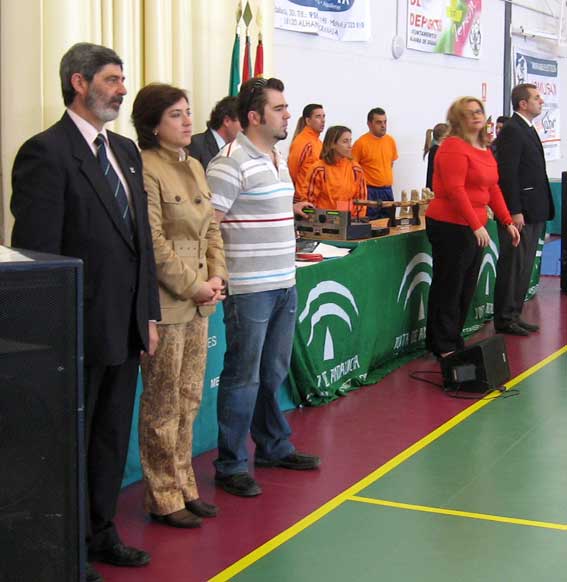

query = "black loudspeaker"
0;248;84;582
561;172;567;292
440;335;511;393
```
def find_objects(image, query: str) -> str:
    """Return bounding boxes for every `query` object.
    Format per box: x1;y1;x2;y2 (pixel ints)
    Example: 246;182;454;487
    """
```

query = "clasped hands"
143;275;225;358
194;276;226;306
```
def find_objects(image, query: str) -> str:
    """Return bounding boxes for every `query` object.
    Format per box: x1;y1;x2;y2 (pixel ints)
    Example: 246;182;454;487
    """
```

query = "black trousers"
494;221;544;328
426;217;484;356
85;356;140;552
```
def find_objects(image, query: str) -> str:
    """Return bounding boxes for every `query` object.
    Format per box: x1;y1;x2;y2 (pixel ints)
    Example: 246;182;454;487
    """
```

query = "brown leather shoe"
186;498;218;518
150;508;202;528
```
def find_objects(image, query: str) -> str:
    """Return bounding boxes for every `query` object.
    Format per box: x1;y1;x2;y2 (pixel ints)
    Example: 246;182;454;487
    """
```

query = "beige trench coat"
141;146;227;324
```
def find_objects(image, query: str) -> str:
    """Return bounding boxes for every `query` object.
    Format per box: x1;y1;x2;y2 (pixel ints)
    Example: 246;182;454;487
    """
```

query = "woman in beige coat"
132;83;227;528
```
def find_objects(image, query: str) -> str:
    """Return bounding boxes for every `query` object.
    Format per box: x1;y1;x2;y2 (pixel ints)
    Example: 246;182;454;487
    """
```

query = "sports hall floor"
98;275;567;582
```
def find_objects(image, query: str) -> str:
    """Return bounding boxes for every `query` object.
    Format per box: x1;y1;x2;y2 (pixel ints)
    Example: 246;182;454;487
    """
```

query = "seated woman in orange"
305;126;367;216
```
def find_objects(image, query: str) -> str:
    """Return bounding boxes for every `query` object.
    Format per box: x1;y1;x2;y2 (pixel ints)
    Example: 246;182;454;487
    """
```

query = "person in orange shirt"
288;103;325;201
305;125;367;217
352;107;398;219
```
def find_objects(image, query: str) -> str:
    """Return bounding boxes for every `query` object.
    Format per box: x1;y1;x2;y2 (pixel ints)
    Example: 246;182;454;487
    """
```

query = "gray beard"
86;91;121;123
90;102;120;123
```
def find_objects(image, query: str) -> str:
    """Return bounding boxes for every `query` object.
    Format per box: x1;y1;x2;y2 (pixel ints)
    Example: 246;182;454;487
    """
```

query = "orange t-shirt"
305;158;367;217
352;132;398;187
287;126;323;201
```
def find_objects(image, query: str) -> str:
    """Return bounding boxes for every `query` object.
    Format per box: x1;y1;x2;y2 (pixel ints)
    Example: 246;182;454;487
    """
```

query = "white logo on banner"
397;252;432;320
393;252;432;351
478;239;499;296
536;237;545;258
299;280;359;361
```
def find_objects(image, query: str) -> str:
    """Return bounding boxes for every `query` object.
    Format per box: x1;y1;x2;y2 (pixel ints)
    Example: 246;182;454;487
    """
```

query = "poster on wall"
274;0;371;42
406;0;482;59
512;47;560;162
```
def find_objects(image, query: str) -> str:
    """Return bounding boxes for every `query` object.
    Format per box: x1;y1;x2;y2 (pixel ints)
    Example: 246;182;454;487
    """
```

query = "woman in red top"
425;97;520;358
305;125;367;216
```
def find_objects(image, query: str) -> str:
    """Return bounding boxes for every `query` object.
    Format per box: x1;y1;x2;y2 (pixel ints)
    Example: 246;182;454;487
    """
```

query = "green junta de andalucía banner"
289;222;542;406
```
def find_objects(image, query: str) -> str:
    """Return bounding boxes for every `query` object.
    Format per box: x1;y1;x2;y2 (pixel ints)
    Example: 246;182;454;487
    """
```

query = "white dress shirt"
66;108;133;206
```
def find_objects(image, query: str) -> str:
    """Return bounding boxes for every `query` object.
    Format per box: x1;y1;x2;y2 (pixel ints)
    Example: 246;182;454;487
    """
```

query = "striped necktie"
94;133;134;238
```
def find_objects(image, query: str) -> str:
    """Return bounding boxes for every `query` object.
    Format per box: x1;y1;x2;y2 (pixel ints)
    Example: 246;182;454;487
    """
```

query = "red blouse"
426;136;512;231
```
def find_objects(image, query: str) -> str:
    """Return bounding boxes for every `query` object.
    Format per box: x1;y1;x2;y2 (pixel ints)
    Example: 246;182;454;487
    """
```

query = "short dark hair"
321;125;351;165
293;103;324;139
367;107;386;123
131;83;188;150
496;115;509;124
208;96;239;130
237;77;285;130
60;43;123;106
511;83;537;111
302;103;323;120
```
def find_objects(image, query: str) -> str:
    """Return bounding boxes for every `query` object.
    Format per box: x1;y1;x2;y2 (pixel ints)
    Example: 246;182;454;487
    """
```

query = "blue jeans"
367;185;393;219
214;287;297;476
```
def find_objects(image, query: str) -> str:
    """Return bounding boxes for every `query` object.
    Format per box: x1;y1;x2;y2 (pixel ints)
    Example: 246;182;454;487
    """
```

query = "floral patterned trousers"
139;316;208;515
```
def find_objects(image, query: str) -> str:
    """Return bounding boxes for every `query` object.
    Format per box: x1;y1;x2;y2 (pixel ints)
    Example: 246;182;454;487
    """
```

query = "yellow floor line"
209;345;567;581
348;495;567;531
504;344;567;388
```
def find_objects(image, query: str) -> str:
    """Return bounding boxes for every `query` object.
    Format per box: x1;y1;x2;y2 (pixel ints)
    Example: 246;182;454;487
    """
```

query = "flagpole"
254;5;264;78
241;1;253;85
229;2;243;96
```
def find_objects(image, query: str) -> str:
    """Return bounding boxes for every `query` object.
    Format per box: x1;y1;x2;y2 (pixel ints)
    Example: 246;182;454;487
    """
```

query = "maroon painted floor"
98;276;567;582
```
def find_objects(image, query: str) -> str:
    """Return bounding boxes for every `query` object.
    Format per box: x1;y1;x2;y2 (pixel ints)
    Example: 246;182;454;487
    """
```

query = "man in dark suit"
11;43;160;582
494;83;554;335
188;95;240;169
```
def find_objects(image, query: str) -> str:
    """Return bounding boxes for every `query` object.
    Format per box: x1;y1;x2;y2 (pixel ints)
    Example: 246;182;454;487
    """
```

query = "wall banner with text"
275;0;371;42
407;0;482;59
513;47;560;162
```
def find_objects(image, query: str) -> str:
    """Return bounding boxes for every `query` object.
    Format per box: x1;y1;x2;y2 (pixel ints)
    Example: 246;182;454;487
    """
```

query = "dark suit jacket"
11;112;160;367
188;128;220;170
497;112;554;223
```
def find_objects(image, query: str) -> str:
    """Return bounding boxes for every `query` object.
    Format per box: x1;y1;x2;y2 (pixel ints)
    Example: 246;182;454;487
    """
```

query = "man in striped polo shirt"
207;77;320;497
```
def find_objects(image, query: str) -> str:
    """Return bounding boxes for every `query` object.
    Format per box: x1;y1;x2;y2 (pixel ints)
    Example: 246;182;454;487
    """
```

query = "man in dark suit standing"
188;96;240;169
494;83;554;335
11;43;160;582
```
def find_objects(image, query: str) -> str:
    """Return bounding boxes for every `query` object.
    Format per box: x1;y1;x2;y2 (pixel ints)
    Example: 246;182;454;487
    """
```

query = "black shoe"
215;472;262;497
255;451;321;470
89;542;151;567
495;322;530;336
150;508;202;528
186;498;218;517
86;563;104;582
517;319;540;332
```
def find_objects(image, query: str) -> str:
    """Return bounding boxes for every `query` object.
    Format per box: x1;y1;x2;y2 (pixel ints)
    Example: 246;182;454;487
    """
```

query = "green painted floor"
360;353;567;523
231;501;566;582
223;351;567;582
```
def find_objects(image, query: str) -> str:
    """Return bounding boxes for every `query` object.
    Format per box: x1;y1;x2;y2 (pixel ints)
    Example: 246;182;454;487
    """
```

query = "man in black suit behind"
11;43;160;582
188;95;240;169
494;83;554;335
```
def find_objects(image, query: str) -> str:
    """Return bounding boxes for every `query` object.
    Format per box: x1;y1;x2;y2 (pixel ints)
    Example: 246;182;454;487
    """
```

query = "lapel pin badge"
129;167;136;174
